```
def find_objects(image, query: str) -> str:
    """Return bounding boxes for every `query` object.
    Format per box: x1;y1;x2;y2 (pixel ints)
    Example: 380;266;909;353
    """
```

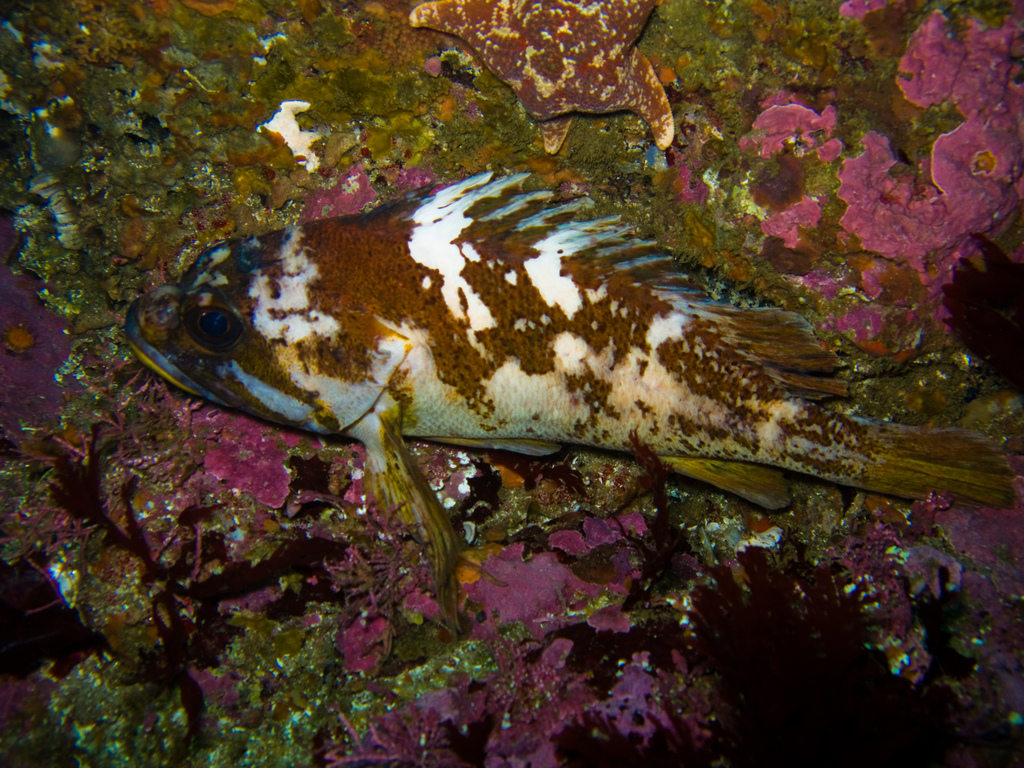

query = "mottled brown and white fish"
125;173;1015;629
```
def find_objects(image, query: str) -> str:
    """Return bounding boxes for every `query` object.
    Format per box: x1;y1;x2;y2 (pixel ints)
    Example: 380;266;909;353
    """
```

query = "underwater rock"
838;11;1023;287
298;163;378;224
0;263;76;446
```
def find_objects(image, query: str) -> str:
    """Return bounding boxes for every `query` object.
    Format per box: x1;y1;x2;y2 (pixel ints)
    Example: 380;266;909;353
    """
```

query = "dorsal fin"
692;303;848;398
401;172;686;287
392;173;847;400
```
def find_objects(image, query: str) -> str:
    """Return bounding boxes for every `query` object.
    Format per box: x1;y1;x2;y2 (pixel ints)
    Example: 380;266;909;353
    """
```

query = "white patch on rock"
736;526;784;553
261;100;321;172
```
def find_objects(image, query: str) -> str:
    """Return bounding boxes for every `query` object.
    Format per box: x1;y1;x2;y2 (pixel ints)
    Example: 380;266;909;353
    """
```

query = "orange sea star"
409;0;674;153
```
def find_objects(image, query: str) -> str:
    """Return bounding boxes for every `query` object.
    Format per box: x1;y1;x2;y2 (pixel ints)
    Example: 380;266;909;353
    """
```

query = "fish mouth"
124;298;227;405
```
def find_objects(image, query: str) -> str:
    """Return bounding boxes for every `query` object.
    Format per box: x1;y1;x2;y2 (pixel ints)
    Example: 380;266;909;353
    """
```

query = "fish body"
126;173;1015;629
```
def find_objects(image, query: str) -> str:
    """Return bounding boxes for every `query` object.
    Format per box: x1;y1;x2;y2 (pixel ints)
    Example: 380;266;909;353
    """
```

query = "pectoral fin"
427;437;562;457
346;394;462;633
662;456;791;509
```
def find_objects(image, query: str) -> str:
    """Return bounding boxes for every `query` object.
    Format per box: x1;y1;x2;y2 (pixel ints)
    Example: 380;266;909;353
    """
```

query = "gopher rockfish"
125;173;1015;629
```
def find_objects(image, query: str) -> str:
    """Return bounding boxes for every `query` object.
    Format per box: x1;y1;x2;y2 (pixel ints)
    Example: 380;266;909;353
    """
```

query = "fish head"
126;280;250;406
125;230;413;434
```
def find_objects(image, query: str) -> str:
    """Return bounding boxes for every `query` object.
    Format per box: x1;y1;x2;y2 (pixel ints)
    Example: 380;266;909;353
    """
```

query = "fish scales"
126;172;1016;631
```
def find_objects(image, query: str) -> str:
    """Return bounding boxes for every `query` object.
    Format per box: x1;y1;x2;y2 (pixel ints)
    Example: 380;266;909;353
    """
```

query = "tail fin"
859;424;1016;508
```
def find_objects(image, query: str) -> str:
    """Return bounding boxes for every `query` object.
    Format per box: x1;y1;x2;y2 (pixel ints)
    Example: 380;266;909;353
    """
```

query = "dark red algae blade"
0;558;103;676
942;235;1024;391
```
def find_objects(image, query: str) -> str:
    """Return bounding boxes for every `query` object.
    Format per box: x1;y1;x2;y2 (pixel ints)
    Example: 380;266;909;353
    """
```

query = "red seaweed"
0;557;103;676
621;431;692;612
689;548;956;767
942;235;1024;391
46;424;350;742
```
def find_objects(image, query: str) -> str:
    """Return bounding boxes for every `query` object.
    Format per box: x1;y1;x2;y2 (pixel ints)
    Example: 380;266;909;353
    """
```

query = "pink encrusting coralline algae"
837;10;1024;298
739;102;843;248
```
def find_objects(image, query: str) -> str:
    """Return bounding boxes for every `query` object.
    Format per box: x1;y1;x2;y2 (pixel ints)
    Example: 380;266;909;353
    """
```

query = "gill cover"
126;235;416;435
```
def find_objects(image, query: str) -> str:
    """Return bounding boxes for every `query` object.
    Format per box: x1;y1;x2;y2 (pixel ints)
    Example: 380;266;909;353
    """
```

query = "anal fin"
426;436;562;457
347;396;462;633
662;456;791;509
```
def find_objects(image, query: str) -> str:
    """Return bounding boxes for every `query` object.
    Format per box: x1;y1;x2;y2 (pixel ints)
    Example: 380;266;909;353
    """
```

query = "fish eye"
199;309;229;337
185;306;242;351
